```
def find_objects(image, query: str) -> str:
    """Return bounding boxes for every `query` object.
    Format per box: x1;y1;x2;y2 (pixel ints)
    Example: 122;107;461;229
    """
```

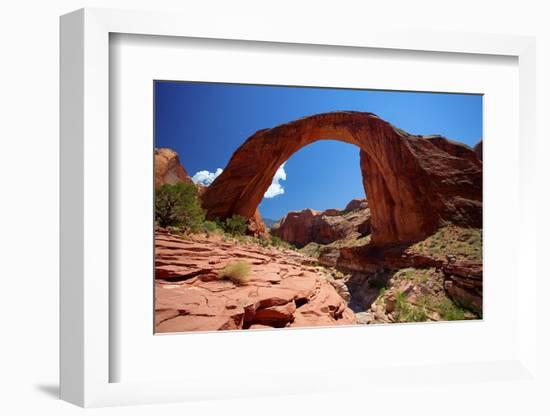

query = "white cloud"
191;163;287;197
192;168;223;186
264;163;286;199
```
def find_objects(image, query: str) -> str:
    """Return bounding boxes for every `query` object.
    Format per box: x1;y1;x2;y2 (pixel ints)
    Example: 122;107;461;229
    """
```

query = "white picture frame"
60;7;538;408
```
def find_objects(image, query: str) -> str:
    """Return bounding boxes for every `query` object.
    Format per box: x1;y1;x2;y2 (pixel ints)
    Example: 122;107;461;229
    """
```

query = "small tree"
155;183;205;232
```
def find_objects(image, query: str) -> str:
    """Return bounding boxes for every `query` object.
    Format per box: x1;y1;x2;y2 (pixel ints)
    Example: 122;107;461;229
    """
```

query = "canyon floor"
155;230;355;332
155;223;482;333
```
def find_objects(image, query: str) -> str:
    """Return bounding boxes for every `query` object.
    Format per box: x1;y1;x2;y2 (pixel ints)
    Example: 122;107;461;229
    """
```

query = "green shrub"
155;183;205;231
435;298;465;321
257;236;271;247
222;215;248;236
299;242;322;257
202;220;221;234
395;291;428;323
270;235;284;247
218;261;252;285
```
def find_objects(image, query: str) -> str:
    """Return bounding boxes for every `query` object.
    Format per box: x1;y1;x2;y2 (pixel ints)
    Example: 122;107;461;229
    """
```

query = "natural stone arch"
202;111;482;246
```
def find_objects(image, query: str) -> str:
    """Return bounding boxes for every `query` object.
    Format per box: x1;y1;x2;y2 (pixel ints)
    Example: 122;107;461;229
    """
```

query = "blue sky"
155;81;482;220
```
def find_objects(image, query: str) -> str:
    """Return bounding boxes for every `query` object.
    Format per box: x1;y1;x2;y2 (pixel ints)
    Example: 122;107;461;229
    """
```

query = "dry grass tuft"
218;261;252;285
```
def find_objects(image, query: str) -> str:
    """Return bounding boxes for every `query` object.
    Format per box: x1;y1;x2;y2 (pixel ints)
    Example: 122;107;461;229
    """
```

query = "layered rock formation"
155;230;356;331
202;111;482;246
337;242;482;316
154;148;193;187
442;261;482;315
271;198;370;248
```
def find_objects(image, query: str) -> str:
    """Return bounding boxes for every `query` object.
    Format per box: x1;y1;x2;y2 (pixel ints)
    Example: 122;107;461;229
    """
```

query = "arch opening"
257;139;365;222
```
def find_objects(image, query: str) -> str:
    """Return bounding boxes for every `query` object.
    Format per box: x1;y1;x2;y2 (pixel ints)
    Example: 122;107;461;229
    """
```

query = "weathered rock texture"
154;148;193;187
442;261;483;316
337;243;482;316
202;111;482;246
271;198;370;248
155;230;356;332
248;209;267;236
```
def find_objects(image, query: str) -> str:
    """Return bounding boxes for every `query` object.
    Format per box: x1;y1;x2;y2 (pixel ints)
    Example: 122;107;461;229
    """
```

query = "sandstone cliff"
154;148;194;187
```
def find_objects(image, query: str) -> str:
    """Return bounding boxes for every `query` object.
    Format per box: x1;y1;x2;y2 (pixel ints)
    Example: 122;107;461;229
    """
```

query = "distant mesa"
202;111;482;246
271;198;371;248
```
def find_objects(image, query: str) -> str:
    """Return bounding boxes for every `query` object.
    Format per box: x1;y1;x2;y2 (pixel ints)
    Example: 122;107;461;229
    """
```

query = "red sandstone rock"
442;261;483;315
202;111;482;245
344;198;369;212
248;209;267;236
154;231;356;332
154;148;193;187
338;243;444;274
271;199;371;248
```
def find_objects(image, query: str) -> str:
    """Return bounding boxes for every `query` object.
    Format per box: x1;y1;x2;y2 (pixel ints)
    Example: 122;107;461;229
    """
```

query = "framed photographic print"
60;8;538;408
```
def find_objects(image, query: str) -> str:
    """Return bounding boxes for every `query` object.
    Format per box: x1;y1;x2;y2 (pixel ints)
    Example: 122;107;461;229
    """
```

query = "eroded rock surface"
337;242;483;317
442;261;483;316
202;111;482;245
155;231;356;332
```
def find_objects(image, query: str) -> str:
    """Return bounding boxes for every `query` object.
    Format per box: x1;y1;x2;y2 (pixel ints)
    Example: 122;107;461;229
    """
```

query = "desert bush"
218;261;252;285
202;220;221;234
434;297;465;321
233;234;249;244
222;215;248;235
257;236;271;247
270;236;284;247
394;291;428;322
299;242;322;258
155;183;205;231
